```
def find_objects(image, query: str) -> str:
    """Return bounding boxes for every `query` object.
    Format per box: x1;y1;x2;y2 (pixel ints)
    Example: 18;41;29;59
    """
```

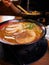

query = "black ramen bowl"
0;19;48;65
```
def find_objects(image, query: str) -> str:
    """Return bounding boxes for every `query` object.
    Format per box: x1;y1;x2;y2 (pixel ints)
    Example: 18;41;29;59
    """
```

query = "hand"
2;0;12;7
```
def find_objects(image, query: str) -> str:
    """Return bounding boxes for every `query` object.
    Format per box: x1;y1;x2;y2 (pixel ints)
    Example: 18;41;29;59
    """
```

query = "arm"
10;3;22;14
2;0;23;14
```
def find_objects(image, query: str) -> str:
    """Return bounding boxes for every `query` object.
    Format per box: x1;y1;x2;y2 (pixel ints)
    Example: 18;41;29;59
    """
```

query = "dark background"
20;0;49;11
0;0;49;15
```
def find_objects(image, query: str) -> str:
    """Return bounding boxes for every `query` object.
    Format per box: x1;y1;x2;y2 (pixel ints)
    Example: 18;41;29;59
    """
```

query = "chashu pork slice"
15;30;36;44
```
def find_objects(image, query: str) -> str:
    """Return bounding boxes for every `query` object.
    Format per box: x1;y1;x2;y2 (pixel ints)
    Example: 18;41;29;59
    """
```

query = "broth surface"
0;21;42;45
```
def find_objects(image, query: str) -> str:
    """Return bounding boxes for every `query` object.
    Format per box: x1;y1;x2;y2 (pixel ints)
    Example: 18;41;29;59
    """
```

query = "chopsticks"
17;5;29;15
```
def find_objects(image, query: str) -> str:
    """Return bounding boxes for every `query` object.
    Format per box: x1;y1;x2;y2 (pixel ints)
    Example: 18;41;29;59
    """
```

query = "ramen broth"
0;21;42;44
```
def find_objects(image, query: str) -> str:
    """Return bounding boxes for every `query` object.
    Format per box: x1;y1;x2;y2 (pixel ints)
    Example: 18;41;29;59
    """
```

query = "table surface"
0;16;49;65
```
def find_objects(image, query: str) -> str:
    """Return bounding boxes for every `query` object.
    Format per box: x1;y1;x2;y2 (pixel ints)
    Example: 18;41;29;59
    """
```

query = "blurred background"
0;0;49;15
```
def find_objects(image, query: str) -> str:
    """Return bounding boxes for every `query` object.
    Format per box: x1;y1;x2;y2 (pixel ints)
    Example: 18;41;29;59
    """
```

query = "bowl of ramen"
0;19;47;64
0;19;46;45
